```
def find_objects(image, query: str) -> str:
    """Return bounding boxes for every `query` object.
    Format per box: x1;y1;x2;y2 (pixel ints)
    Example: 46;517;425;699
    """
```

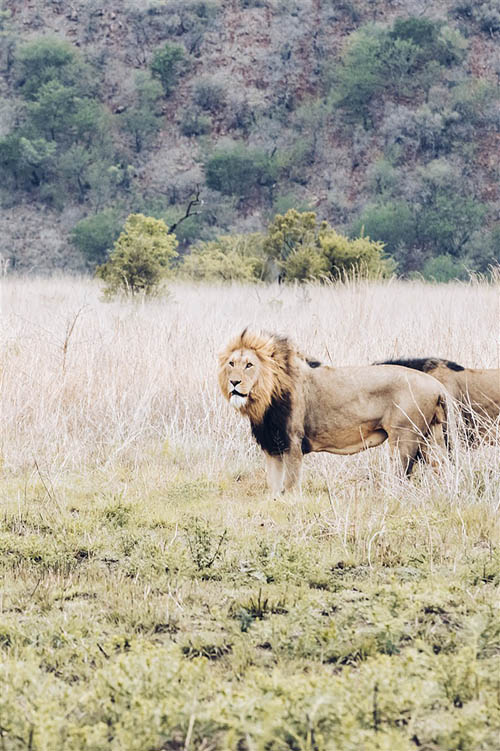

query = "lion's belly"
308;423;388;455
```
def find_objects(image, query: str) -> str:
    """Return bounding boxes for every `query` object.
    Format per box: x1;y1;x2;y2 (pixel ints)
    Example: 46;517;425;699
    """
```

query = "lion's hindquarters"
383;389;447;475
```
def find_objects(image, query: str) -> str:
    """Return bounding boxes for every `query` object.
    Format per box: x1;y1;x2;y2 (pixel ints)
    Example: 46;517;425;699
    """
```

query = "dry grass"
0;276;499;750
1;275;498;470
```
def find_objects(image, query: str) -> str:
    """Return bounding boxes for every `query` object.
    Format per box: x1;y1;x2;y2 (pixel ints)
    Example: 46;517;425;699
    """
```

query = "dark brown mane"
375;357;465;373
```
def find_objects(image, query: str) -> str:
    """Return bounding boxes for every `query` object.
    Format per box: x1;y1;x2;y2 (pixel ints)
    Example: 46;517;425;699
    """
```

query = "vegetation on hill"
0;0;498;278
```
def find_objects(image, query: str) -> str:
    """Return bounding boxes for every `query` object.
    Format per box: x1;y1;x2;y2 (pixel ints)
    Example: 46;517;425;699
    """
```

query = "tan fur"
424;363;500;427
219;331;448;494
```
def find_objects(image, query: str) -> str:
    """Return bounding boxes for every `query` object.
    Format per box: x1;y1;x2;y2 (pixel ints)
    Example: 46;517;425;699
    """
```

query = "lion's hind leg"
419;400;447;470
383;411;430;477
419;420;446;469
384;398;447;476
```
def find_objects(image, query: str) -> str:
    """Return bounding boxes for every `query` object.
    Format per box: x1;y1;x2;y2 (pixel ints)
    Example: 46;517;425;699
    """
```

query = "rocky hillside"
0;0;499;277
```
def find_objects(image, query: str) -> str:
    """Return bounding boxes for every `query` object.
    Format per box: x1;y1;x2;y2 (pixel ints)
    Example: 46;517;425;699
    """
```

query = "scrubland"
0;276;499;751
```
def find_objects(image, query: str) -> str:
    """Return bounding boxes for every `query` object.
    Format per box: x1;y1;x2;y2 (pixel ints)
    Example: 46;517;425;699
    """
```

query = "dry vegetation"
0;276;499;750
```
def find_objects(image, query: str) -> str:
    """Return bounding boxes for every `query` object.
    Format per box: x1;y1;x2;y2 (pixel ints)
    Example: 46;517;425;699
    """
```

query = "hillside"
0;0;499;277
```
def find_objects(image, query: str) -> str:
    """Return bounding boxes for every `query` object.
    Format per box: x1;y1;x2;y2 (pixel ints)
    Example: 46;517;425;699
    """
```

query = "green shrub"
205;144;278;197
180;234;265;281
71;209;123;267
263;209;318;266
180;109;212;137
352;202;416;258
193;76;226;112
150;43;187;97
319;229;392;278
264;209;392;281
96;214;178;297
421;254;468;282
1;38;114;203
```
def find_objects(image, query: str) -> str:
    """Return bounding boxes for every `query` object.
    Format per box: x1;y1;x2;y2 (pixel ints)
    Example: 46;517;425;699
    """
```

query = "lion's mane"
218;329;297;428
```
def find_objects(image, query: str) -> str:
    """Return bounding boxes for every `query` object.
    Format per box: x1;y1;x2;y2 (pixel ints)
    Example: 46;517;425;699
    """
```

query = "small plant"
183;517;227;571
95;213;178;297
230;589;288;631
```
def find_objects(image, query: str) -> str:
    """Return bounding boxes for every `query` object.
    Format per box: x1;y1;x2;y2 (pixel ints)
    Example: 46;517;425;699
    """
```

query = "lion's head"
218;329;295;424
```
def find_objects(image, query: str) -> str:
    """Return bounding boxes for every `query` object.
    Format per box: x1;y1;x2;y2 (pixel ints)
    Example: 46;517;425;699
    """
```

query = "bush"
96;214;178;297
180;234;265;281
320;230;392;278
180;109;212;137
457;0;500;34
204;144;278;197
421;254;468;282
71;209;123;267
352;202;417;257
193;76;226;112
264;209;392;281
476;2;500;34
150;43;187;97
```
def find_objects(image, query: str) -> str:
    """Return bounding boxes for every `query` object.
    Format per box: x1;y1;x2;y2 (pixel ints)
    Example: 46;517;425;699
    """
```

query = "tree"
0;37;115;203
71;209;123;267
150;43;187;96
96;214;178;297
333;19;467;127
119;72;163;153
15;37;94;100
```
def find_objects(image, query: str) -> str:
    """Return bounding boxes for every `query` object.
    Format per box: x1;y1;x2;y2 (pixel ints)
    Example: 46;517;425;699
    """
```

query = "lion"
218;330;448;493
375;357;500;442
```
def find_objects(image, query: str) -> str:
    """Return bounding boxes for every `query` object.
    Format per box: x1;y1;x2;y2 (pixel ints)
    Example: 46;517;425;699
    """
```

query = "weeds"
183;517;228;571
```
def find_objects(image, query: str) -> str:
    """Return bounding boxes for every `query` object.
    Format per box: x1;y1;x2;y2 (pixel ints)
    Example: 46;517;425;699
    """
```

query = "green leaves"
150;42;187;96
205;144;279;197
264;209;392;281
95;213;178;297
333;18;467;127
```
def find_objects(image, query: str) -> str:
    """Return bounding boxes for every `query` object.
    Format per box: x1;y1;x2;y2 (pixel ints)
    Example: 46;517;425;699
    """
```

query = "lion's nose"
230;379;241;387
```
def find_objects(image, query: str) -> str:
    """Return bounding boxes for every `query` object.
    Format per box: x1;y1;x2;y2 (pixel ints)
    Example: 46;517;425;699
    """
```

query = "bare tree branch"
169;187;203;234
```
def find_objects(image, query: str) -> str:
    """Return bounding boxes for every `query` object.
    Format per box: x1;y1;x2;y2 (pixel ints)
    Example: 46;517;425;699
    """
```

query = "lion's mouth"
230;389;248;398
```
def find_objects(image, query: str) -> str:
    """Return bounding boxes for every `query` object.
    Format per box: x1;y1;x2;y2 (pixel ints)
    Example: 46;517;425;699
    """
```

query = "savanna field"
0;276;499;751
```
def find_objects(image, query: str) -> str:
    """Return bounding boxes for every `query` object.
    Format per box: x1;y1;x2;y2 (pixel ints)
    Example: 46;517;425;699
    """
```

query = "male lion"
218;330;447;493
376;357;500;442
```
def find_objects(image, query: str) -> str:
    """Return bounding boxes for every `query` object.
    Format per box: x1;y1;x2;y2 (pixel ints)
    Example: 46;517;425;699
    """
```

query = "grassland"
0;277;499;751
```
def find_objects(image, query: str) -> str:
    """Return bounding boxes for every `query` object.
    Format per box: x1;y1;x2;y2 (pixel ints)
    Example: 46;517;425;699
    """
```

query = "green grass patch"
0;468;499;750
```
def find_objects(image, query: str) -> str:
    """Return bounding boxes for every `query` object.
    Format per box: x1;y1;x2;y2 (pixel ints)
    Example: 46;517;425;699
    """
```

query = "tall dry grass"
0;275;498;506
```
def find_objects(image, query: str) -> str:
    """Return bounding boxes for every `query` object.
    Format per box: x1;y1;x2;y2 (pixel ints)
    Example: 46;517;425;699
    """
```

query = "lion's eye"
229;361;234;367
245;363;253;369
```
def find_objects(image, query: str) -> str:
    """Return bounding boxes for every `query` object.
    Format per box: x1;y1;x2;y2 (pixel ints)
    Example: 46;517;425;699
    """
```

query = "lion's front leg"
265;453;285;495
283;442;303;491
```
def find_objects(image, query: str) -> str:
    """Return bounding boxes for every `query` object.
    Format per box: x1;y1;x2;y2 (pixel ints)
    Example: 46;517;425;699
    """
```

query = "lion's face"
219;347;263;411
